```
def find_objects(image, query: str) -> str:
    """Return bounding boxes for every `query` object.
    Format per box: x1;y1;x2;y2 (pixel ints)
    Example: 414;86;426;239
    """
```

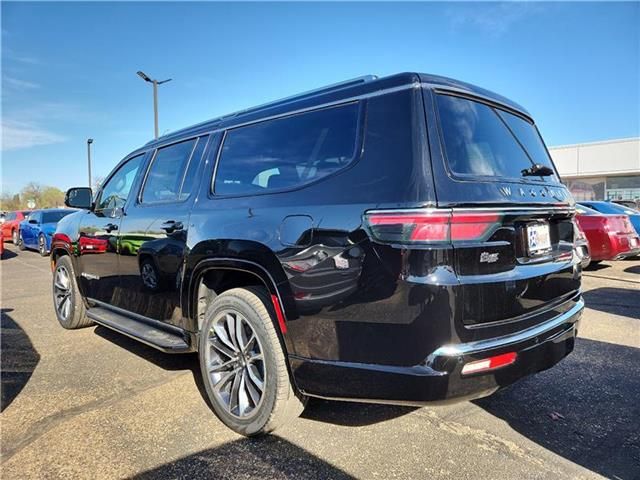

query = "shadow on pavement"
476;337;640;480
582;287;640;319
624;264;640;274
1;309;40;412
302;398;414;426
584;262;610;271
132;436;355;479
1;249;18;260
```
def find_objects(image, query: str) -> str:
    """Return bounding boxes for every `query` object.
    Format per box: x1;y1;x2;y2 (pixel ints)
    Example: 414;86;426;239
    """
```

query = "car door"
116;135;209;327
23;211;40;248
77;153;146;305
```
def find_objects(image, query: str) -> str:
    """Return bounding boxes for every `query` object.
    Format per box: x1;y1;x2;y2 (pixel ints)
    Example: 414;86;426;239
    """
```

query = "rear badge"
479;252;499;263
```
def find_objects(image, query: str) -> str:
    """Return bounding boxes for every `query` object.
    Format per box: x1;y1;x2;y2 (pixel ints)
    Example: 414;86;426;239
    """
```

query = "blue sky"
2;1;639;194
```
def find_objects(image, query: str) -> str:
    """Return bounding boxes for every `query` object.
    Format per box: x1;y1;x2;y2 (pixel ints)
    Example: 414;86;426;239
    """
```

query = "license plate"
527;223;551;254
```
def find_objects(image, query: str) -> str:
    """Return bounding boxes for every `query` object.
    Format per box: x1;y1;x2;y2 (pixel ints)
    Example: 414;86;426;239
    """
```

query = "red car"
1;210;30;244
575;205;640;262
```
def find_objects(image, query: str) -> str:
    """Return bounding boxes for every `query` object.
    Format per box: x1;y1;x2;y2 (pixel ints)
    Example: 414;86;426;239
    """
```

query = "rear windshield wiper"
521;163;555;177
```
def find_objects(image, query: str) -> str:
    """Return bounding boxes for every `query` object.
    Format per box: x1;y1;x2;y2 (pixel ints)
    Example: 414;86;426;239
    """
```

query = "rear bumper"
291;296;584;405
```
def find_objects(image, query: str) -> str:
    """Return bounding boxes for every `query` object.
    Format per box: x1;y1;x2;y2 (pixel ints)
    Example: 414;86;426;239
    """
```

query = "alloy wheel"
39;235;46;255
12;230;17;244
54;265;72;320
141;262;158;289
204;310;266;419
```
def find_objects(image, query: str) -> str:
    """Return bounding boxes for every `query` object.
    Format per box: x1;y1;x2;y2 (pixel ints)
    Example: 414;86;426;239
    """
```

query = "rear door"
115;135;209;327
425;89;578;327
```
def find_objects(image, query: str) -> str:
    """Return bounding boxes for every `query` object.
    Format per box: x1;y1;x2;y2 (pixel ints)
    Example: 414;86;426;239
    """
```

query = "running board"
87;306;193;353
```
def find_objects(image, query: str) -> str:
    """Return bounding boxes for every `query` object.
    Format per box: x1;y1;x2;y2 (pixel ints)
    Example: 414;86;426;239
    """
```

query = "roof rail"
149;75;378;144
219;74;378;121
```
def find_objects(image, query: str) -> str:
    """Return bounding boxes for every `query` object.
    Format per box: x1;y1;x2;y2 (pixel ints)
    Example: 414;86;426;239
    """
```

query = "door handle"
105;223;118;233
161;220;184;233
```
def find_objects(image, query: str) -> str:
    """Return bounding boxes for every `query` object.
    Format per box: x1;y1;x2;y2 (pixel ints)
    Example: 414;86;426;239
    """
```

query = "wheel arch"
185;254;297;357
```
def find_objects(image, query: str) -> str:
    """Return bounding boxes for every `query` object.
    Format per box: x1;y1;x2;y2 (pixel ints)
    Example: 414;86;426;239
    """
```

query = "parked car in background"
0;234;4;259
19;209;76;256
574;204;640;262
580;201;640;236
1;210;30;244
612;199;640;210
52;72;584;436
573;219;591;268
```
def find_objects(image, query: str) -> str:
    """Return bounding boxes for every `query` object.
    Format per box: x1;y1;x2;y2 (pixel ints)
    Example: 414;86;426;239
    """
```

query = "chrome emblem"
530;189;537;197
499;186;512;197
480;252;500;263
519;188;526;196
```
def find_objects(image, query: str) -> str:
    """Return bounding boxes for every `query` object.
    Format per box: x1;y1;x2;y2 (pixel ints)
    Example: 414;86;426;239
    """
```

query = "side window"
6;213;16;221
96;154;144;215
213;103;360;196
141;138;198;204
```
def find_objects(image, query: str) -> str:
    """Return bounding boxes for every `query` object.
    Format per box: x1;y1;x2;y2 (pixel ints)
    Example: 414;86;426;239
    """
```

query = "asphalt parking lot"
1;245;639;480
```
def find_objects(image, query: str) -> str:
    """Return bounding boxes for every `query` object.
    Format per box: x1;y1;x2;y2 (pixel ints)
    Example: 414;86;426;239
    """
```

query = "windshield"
436;94;559;182
42;211;73;224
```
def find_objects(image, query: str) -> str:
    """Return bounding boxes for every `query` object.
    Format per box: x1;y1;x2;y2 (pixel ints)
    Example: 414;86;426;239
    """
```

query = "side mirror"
29;219;38;224
65;187;93;209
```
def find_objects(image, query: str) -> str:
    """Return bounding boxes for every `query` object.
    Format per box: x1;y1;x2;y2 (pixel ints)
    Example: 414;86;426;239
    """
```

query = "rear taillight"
364;210;502;244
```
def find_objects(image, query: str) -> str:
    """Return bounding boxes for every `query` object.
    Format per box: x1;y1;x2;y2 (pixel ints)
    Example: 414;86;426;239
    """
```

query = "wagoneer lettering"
51;72;583;436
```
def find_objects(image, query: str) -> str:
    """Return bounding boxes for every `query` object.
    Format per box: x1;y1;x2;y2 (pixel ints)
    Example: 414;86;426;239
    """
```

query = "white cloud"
1;120;66;151
3;76;40;90
447;2;544;37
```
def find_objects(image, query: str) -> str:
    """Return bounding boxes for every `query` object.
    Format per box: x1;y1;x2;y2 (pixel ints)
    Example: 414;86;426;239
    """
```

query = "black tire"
199;286;305;436
17;231;26;251
52;255;92;329
11;229;18;244
38;234;48;257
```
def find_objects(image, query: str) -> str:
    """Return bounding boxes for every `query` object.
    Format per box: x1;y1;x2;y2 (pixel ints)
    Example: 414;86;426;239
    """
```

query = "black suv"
53;73;584;435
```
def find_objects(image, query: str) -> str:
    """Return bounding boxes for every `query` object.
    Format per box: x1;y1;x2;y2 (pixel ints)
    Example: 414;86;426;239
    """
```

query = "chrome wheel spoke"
209;358;236;373
209;337;235;359
236;316;248;351
238;371;251;416
246;363;264;392
213;321;236;352
213;369;236;395
228;369;243;414
244;370;262;406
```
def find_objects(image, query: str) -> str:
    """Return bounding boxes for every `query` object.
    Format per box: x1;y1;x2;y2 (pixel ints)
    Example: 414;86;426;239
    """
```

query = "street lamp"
137;70;172;139
87;138;93;188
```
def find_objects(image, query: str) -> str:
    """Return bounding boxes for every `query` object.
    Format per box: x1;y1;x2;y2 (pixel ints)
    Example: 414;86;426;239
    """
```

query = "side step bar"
87;306;193;353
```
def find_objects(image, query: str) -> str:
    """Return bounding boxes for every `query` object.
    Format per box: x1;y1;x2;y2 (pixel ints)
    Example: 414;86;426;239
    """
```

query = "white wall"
549;138;640;177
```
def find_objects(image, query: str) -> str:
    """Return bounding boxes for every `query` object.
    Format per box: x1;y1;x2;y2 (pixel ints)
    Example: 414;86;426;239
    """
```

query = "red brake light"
365;210;502;244
461;352;517;375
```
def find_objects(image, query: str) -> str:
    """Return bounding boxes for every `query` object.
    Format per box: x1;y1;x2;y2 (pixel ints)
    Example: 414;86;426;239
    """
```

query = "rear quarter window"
213;102;360;196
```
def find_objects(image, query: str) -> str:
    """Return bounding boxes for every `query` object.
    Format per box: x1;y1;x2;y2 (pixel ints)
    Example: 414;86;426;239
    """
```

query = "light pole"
87;138;93;188
137;70;172;139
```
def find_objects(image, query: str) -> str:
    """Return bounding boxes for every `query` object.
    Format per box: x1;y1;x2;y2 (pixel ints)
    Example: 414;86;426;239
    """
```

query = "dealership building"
548;137;640;202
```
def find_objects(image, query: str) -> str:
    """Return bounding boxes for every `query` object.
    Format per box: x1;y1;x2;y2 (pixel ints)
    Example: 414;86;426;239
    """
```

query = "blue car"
579;201;640;235
18;209;76;256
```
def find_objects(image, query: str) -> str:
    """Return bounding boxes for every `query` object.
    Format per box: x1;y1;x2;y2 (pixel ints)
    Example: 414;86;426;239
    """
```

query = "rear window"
213;103;360;196
436;94;559;182
42;211;73;223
